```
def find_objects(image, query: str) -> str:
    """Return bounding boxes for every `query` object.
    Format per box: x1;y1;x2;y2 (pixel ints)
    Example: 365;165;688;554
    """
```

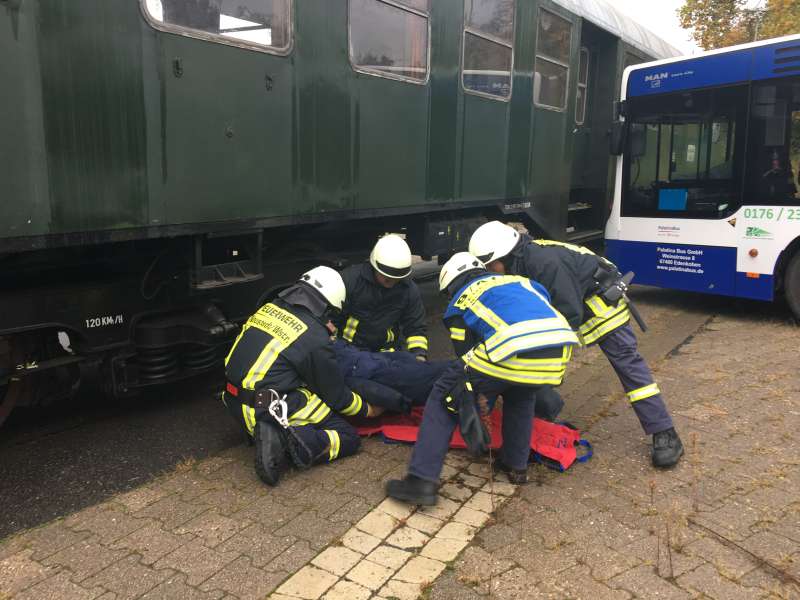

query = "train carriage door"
458;0;517;207
140;0;294;224
568;21;617;242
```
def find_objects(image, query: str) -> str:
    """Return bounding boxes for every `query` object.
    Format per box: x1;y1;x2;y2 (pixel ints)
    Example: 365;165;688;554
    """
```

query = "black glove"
443;377;490;456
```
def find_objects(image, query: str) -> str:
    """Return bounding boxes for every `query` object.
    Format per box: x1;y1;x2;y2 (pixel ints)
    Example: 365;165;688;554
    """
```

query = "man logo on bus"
645;72;669;88
745;226;773;239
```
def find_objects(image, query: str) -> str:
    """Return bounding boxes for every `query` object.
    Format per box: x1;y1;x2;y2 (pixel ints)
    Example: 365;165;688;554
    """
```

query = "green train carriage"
0;0;678;422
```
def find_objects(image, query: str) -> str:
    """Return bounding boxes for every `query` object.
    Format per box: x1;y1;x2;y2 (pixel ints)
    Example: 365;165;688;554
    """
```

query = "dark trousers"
408;371;539;483
597;323;674;434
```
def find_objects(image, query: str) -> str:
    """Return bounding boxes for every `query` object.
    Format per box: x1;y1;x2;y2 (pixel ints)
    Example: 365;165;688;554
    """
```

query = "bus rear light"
749;248;759;258
746;272;760;279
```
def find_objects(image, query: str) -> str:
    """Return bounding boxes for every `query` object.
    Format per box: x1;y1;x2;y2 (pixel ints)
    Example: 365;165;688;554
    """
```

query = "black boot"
652;427;684;468
254;420;289;486
385;475;439;506
492;459;528;484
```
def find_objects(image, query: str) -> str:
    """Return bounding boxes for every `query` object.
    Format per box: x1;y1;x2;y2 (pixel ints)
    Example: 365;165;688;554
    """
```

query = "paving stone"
380;578;425;600
342;529;381;555
13;570;104;600
444;453;472;469
394;556;446;585
115;487;169;513
451;507;491;529
82;554;173;600
440;465;459;481
462;492;496;513
199;555;284;600
421;537;470;562
216;523;295;568
0;548;59;596
135;496;209;531
405;513;445;535
548;565;632;600
436;522;477;542
345;559;395;591
154;539;237;586
439;483;474;503
264;540;316;574
42;535;129;582
610;565;692;599
678;563;755;599
276;564;338;599
480;481;517;497
22;523;92;561
580;544;643;581
322;579;372;600
455;474;486;489
683;536;756;580
355;511;398;540
453;547;515;583
140;574;221;600
312;546;362;576
366;545;412;570
174;510;244;548
66;507;150;545
418;497;460;521
112;522;190;565
741;531;799;565
485;567;548;600
375;498;415;521
476;523;517;553
385;526;429;550
274;512;351;551
466;463;491;478
193;486;259;517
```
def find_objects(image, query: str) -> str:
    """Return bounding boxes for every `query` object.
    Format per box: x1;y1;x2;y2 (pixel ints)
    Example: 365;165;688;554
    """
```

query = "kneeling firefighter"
386;253;580;505
469;221;683;468
223;266;379;486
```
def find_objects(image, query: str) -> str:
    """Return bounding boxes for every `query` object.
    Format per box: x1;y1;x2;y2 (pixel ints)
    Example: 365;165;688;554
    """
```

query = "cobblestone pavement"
1;289;798;600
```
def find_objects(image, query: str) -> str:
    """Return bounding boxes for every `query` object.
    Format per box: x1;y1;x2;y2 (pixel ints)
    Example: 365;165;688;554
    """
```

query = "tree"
678;0;800;50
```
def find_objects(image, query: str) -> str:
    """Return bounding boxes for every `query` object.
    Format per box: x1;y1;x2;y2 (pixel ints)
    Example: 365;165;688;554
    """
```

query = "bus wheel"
785;251;800;321
0;337;32;427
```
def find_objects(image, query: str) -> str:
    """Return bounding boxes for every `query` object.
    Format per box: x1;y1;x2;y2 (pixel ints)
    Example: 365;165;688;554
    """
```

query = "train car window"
141;0;292;54
534;9;571;111
349;0;430;84
575;47;589;125
462;0;516;100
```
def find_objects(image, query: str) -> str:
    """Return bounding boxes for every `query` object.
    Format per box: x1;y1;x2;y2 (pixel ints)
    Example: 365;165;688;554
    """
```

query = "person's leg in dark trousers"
289;412;361;466
597;323;673;434
407;393;458;482
598;323;683;467
497;386;537;471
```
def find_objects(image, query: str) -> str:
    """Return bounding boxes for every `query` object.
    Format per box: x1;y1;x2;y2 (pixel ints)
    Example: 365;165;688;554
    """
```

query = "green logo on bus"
745;226;772;239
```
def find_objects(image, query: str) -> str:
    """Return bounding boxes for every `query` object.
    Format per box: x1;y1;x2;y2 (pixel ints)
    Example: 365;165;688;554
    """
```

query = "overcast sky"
609;0;701;55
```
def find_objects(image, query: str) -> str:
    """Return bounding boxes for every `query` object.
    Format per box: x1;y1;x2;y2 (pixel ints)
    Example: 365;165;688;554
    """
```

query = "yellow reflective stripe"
325;430;341;461
453;275;532;310
289;390;332;425
380;348;396;353
386;328;395;344
465;381;473;391
466;353;568;385
341;391;363;416
628;383;661;403
485;330;579;363
224;324;249;367
470;299;507;331
406;335;428;351
241;404;256;436
242;338;284;390
580;307;631;345
486;316;575;350
532;239;596;255
474;345;572;372
449;327;466;341
342;317;359;342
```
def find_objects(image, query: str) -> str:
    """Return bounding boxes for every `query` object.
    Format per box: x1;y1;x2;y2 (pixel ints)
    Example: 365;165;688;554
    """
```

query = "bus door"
613;85;749;296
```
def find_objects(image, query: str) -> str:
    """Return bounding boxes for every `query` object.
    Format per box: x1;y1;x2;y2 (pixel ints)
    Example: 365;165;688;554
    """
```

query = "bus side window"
747;78;800;205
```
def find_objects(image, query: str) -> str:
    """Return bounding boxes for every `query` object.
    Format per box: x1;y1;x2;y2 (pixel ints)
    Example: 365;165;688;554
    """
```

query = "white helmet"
299;266;346;310
469;221;520;264
370;234;412;279
439;252;485;292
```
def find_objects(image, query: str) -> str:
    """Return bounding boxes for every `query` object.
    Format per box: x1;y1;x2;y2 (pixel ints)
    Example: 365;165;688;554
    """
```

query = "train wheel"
0;337;33;427
785;251;800;321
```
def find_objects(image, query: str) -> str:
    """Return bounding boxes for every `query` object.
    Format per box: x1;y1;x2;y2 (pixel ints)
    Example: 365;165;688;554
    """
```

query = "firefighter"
469;221;684;468
386;253;580;505
223;266;380;487
335;234;429;360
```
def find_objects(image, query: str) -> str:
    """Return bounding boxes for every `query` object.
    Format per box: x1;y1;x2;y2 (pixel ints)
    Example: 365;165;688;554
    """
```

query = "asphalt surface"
0;268;795;541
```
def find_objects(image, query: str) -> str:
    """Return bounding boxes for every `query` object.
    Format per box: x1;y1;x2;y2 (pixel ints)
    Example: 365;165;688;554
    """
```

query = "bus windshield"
623;86;748;219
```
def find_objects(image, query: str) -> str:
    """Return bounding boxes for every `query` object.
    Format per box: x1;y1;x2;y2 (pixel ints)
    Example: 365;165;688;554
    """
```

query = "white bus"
605;34;800;318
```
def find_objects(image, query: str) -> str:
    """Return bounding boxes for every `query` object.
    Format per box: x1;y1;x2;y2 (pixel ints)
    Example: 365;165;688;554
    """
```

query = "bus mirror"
613;100;627;120
609;121;626;156
630;123;647;158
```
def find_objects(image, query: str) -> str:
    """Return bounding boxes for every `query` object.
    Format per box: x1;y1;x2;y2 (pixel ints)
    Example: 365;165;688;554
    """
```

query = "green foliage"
678;0;800;50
